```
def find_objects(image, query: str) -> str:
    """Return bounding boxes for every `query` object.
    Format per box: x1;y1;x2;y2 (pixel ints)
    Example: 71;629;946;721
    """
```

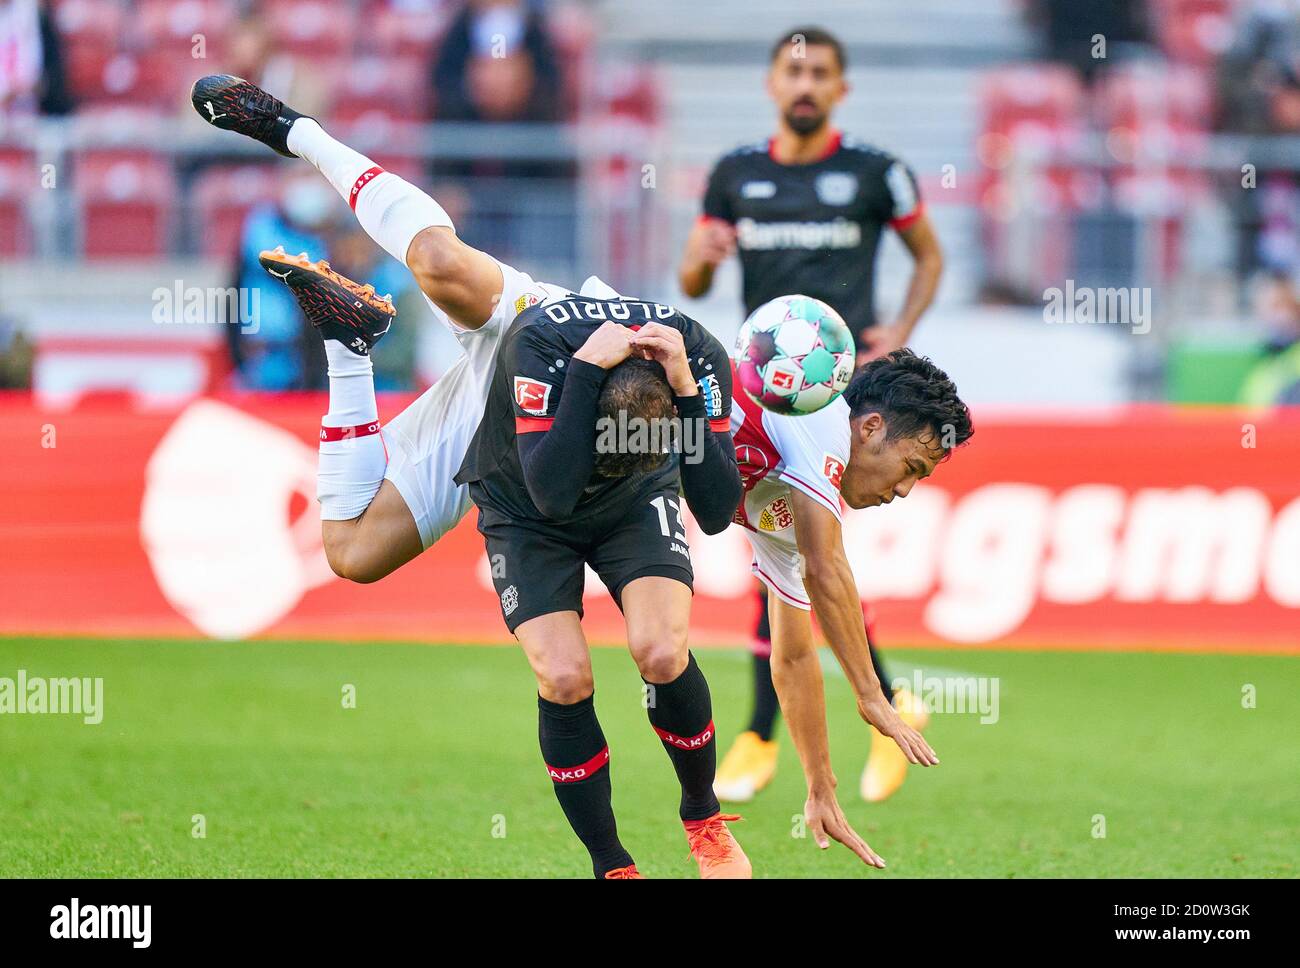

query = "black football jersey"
455;293;733;526
701;131;924;341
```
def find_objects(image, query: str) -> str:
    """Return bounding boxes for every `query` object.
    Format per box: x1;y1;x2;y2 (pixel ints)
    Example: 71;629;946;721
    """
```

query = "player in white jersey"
725;350;973;861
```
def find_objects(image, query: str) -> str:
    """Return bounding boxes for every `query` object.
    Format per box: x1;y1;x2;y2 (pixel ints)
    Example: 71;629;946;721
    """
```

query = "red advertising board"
2;393;1297;652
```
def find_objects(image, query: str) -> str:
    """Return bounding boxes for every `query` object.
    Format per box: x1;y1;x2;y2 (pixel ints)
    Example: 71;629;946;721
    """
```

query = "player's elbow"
694;504;733;536
529;485;577;521
799;556;840;597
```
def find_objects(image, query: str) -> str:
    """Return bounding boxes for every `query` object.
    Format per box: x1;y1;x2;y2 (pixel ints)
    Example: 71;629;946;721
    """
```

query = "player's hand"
630;322;696;396
856;323;907;365
857;691;939;766
686;219;736;268
804;786;887;868
573;322;635;370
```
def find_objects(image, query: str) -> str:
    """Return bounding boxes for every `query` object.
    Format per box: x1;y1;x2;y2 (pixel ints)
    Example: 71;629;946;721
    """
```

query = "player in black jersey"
678;27;945;805
454;292;756;879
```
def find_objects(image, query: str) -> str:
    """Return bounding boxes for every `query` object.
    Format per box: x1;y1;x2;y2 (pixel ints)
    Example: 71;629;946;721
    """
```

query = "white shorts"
381;258;544;549
746;529;812;610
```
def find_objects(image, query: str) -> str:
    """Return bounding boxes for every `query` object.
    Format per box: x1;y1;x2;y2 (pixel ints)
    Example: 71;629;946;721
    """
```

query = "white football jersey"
729;370;851;609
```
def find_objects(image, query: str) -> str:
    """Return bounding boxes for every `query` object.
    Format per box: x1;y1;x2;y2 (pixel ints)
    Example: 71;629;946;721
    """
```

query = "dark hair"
770;26;846;72
843;349;973;456
593;357;674;478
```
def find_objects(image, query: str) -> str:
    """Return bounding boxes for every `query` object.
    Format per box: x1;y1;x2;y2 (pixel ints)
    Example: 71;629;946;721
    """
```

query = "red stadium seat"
979;64;1088;157
52;0;126;50
358;0;449;58
133;0;238;54
192;164;283;261
75;151;177;259
264;1;357;59
66;48;193;110
329;55;430;123
1152;0;1239;67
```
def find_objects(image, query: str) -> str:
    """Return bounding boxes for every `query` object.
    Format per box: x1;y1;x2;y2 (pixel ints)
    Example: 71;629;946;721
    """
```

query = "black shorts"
478;487;694;633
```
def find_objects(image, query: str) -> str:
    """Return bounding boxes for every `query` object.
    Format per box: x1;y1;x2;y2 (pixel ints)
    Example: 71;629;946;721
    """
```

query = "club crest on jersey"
823;453;846;490
513;377;552;415
741;180;777;199
501;585;519;616
758;497;794;533
815;171;858;206
513;290;543;316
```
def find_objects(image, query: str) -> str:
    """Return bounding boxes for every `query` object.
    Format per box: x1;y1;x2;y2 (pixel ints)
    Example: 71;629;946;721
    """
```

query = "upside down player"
679;26;945;803
727;348;971;862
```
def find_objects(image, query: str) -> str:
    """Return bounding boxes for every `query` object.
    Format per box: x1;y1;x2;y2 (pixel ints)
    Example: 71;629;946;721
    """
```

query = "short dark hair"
594;357;674;478
843;349;973;456
770;26;846;72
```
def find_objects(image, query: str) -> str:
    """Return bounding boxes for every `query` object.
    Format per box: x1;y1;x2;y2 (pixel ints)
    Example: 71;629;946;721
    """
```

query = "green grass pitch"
1;636;1295;878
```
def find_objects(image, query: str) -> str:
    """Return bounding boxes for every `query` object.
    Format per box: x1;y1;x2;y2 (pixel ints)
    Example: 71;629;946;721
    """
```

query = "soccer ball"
734;295;855;415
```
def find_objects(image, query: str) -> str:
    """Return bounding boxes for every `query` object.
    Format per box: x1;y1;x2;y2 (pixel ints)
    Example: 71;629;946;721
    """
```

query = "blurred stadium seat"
192;164;283;261
75;150;177;258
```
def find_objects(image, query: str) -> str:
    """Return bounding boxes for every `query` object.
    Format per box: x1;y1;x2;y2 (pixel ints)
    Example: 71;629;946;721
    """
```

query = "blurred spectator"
433;0;561;124
1241;271;1300;404
1216;2;1300;279
0;317;33;389
225;172;336;391
0;0;72;116
1217;0;1300;133
1027;0;1154;84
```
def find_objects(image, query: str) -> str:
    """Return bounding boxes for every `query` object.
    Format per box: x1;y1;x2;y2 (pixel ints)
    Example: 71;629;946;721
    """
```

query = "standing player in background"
678;27;945;803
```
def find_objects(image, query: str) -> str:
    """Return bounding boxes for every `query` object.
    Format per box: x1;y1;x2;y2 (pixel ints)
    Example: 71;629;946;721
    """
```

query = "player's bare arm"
767;594;886;868
858;214;944;363
788;487;939;766
677;218;736;298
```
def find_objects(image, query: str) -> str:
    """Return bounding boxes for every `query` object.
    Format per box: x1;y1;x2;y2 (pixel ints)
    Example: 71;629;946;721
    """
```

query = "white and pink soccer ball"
734;295;855;415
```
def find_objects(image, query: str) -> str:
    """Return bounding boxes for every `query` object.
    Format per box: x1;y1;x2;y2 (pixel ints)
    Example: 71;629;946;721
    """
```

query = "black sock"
537;694;634;878
747;592;781;741
865;613;894;705
645;652;721;821
747;653;781;741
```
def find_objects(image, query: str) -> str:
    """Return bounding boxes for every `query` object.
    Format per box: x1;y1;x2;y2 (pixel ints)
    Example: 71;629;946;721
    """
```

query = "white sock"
318;342;386;521
287;118;454;267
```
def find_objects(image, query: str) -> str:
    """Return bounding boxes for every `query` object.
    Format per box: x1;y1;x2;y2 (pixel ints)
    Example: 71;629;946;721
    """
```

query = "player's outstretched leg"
257;248;423;583
192;74;503;332
623;577;751;879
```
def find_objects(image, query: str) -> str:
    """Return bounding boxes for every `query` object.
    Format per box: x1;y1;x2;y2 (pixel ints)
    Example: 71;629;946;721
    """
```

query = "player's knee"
536;663;594;705
407;227;467;295
324;540;386;585
629;635;688;684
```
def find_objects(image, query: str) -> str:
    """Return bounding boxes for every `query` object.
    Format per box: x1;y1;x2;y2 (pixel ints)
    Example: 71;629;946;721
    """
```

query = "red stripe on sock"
319;420;382;442
546;746;610;783
652;720;715;751
349;165;386;211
